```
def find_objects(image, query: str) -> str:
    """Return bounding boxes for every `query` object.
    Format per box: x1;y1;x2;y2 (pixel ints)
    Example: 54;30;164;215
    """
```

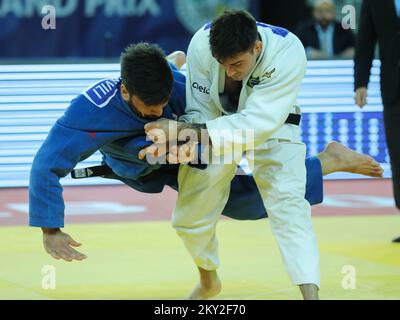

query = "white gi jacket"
174;23;320;287
180;22;307;156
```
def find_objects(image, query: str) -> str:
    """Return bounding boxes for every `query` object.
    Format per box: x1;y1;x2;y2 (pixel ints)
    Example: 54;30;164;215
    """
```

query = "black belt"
72;114;301;179
71;165;113;179
285;113;301;125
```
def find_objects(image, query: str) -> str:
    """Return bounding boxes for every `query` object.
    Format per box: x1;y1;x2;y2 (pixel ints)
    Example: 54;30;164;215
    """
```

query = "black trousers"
383;97;400;209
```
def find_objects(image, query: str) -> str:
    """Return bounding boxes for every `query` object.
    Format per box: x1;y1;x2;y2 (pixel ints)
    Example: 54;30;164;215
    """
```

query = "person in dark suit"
295;0;355;59
354;0;400;243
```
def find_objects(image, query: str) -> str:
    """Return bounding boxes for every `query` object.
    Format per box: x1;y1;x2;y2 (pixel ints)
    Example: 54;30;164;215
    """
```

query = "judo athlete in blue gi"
29;43;383;264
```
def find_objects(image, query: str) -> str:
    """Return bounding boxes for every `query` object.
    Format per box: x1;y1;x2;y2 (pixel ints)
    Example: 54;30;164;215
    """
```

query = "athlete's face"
218;40;263;81
121;84;167;119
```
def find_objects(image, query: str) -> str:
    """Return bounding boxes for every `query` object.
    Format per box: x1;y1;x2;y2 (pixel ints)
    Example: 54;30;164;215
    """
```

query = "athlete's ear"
120;84;130;102
254;40;262;55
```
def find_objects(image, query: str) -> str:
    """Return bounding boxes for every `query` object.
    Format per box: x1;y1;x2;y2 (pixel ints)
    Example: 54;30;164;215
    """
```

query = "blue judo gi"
29;67;323;228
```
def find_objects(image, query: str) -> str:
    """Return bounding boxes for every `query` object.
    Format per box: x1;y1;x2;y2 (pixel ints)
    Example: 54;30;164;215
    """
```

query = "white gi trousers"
172;125;320;287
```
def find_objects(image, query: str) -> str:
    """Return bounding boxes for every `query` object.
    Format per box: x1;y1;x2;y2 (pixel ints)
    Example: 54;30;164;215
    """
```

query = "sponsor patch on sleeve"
191;77;211;103
83;78;120;108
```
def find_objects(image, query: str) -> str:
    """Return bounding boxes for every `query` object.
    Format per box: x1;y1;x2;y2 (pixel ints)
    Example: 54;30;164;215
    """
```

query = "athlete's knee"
266;193;311;224
172;214;216;232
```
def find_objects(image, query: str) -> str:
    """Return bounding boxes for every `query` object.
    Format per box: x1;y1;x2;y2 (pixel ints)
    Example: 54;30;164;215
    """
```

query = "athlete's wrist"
42;227;61;235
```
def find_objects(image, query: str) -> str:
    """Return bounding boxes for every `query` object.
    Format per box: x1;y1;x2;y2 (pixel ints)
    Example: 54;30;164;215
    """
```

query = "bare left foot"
187;269;221;300
187;279;222;300
318;141;384;177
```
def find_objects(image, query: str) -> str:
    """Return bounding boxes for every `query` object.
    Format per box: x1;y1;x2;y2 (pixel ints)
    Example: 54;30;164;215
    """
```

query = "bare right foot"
166;51;186;69
299;283;319;300
187;269;222;300
318;141;384;177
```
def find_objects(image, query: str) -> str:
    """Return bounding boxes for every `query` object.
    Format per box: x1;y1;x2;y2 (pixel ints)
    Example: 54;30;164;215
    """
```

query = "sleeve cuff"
29;218;64;228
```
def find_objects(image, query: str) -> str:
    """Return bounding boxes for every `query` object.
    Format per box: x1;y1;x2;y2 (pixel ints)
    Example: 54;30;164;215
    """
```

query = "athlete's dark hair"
209;10;258;61
121;42;173;105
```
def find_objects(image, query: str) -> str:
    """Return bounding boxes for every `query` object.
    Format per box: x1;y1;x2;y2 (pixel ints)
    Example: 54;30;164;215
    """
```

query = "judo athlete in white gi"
143;10;334;300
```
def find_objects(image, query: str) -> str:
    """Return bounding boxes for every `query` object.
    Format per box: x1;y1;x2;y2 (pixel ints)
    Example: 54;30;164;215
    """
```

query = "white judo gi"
174;22;320;287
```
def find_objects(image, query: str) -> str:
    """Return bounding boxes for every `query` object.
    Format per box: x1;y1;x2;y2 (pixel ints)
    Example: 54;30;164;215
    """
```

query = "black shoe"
392;236;400;243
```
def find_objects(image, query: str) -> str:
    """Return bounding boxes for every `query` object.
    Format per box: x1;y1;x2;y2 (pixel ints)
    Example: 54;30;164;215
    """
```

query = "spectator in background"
354;0;400;243
260;0;310;32
295;0;355;59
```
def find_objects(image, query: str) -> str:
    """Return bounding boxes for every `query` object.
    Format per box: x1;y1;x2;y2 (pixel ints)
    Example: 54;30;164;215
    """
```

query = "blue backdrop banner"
0;0;259;58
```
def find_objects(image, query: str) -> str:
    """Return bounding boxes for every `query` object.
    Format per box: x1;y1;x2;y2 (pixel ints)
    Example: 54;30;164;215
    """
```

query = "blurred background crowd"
0;0;363;61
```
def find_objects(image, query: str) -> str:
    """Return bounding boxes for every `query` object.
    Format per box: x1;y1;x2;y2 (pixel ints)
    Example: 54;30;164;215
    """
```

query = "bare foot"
166;51;186;69
318;141;384;177
187;280;222;300
299;283;319;300
187;269;222;300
